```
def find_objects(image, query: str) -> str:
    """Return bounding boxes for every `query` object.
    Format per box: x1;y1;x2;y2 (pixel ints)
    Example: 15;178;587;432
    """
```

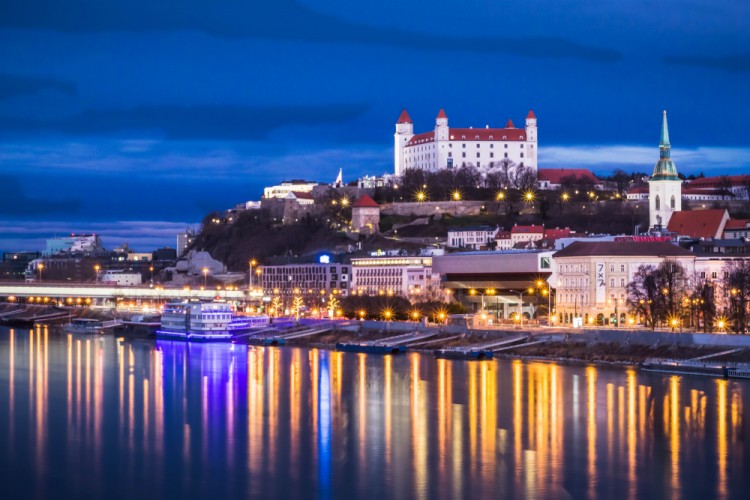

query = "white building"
511;225;545;245
99;270;143;286
263;181;318;199
44;234;103;255
176;229;197;258
394;108;538;176
284;191;315;206
447;226;499;250
260;262;350;297
649;111;682;228
553;241;695;325
351;256;439;298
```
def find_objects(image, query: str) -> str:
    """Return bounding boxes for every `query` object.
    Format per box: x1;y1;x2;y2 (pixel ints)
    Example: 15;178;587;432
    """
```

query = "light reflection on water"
0;326;748;499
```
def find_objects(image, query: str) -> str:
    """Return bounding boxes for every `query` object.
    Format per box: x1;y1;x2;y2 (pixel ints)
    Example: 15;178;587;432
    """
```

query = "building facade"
447;226;499;250
553;241;695;325
350;256;438;297
351;195;380;234
260;263;350;298
394;109;538;176
263;181;318;199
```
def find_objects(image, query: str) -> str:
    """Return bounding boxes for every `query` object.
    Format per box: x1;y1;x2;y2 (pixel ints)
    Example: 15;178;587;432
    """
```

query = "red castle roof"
397;109;412;124
405;127;526;147
537;168;598;184
505;119;515;128
353;195;379;208
526;110;536;119
437;108;448;119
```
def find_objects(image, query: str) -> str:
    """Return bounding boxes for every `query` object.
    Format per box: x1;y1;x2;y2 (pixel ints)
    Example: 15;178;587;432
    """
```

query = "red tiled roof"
405;131;435;146
511;225;544;234
437;108;447;119
537;168;598;184
495;231;512;239
682;188;724;195
687;175;750;189
543;228;571;239
353;195;379;208
526;110;536;119
667;209;728;239
725;219;749;230
505;119;515;128
290;191;314;200
397;109;412;124
628;185;649;194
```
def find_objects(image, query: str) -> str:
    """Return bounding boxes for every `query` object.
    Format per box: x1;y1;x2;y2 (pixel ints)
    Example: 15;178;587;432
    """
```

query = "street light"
94;264;100;282
202;267;209;288
38;262;44;282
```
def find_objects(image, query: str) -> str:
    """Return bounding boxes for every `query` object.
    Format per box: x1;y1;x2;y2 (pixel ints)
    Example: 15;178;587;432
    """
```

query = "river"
0;326;747;499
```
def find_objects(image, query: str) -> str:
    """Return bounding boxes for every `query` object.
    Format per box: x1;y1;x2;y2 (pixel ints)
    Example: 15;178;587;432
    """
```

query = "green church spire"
651;110;679;180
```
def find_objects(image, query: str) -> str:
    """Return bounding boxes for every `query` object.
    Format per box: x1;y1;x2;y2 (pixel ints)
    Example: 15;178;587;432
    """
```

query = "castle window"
449;144;452;148
462;135;466;140
520;153;524;158
476;144;480;148
490;153;494;158
520;136;524;139
504;144;508;149
476;152;480;158
462;152;466;158
503;136;507;140
655;195;660;210
670;195;675;209
475;135;479;140
448;152;452;158
521;144;524;148
489;136;493;140
504;153;508;158
520;162;524;167
462;143;466;148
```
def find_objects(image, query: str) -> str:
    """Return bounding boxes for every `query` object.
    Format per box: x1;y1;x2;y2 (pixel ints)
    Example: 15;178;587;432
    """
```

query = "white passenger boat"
157;301;270;342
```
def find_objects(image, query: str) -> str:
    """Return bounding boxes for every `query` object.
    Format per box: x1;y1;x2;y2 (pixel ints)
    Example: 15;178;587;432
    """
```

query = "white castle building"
393;108;538;176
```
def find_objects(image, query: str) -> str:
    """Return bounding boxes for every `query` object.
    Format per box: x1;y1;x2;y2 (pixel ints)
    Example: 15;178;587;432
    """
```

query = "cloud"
0;1;621;62
0;103;369;140
663;54;750;73
0;175;80;216
0;220;198;252
0;74;76;100
542;144;750;175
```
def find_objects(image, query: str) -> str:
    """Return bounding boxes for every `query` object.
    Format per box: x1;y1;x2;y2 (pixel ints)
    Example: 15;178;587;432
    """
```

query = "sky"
0;0;748;251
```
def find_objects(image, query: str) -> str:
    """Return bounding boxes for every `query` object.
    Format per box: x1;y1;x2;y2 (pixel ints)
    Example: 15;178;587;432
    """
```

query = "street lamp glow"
561;192;570;202
496;191;506;201
524;190;535;202
452;190;461;201
415;190;427;202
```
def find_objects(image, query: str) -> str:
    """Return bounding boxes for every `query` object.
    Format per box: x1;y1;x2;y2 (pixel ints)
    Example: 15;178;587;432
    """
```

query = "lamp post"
249;259;257;288
202;267;208;288
536;279;552;325
94;264;100;282
38;262;44;282
509;289;531;328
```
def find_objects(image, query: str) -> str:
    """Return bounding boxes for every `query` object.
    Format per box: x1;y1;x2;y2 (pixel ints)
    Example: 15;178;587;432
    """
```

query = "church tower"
525;110;538;169
435;108;450;169
394;109;414;176
648;110;682;228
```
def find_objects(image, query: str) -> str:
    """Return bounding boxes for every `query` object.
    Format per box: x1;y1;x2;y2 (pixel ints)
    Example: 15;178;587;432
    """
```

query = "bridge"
0;282;249;304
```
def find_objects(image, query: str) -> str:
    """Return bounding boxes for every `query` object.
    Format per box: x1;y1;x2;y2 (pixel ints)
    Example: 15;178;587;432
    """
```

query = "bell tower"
394;109;414;176
648;110;682;228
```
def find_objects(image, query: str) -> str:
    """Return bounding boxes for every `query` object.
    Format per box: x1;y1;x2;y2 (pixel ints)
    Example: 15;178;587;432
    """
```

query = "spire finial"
660;110;670;147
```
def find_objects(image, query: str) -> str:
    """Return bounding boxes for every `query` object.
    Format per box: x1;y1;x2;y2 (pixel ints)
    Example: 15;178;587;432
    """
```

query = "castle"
393;108;538;176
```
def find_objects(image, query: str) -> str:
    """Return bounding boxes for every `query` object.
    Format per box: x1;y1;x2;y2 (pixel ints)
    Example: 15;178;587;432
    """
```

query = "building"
648;111;682;228
263;181;318;199
351;195;380;234
99;269;143;286
284;191;315;206
432;250;553;318
447;226;499;250
1;252;41;280
495;231;513;250
357;174;397;189
350;256;438;297
626;185;649;201
537;168;600;190
667;209;730;239
553;241;695;325
724;219;750;239
45;234;103;256
393;108;538;176
176;229;197;258
684;174;750;200
260;262;350;298
511;225;545;245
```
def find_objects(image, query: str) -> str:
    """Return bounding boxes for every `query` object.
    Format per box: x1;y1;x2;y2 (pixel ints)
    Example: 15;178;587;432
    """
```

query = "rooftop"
554;241;692;258
666;209;728;239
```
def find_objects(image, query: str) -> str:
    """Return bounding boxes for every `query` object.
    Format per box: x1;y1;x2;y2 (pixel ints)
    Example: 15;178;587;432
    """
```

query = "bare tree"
512;166;538;191
722;260;750;333
717;176;733;200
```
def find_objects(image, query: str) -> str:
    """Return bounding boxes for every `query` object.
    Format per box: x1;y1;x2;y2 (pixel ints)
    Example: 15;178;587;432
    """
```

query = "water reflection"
0;328;748;499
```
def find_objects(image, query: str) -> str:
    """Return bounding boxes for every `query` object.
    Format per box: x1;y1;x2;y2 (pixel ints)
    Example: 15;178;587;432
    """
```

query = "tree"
627;260;688;330
512;166;538;191
722;260;750;333
686;277;716;333
611;169;631;194
717;176;733;200
627;265;662;330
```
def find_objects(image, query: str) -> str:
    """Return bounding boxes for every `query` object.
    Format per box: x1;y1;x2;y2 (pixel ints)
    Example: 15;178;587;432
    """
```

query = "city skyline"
1;0;748;250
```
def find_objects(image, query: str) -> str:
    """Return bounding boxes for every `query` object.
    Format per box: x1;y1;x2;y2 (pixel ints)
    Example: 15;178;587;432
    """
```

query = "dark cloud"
0;1;621;62
0;74;76;100
663;54;750;73
0;104;369;140
0;175;80;216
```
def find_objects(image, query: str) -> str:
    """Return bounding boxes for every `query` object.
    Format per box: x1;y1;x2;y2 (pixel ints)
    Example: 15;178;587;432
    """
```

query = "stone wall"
380;200;490;217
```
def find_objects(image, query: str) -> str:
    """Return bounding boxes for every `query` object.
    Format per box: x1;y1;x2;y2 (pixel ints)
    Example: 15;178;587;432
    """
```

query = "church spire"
651;110;678;179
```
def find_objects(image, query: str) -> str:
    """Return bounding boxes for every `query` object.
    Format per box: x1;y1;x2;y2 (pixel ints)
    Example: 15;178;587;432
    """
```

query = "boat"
157;301;270;342
64;318;106;334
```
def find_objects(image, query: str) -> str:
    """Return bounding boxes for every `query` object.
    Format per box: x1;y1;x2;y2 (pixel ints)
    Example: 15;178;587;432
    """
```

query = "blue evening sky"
0;0;748;250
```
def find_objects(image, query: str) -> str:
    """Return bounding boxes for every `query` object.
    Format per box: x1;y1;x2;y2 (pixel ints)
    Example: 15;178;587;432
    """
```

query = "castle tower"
435;108;450;169
648;110;682;228
394;109;414;176
525;110;538;169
